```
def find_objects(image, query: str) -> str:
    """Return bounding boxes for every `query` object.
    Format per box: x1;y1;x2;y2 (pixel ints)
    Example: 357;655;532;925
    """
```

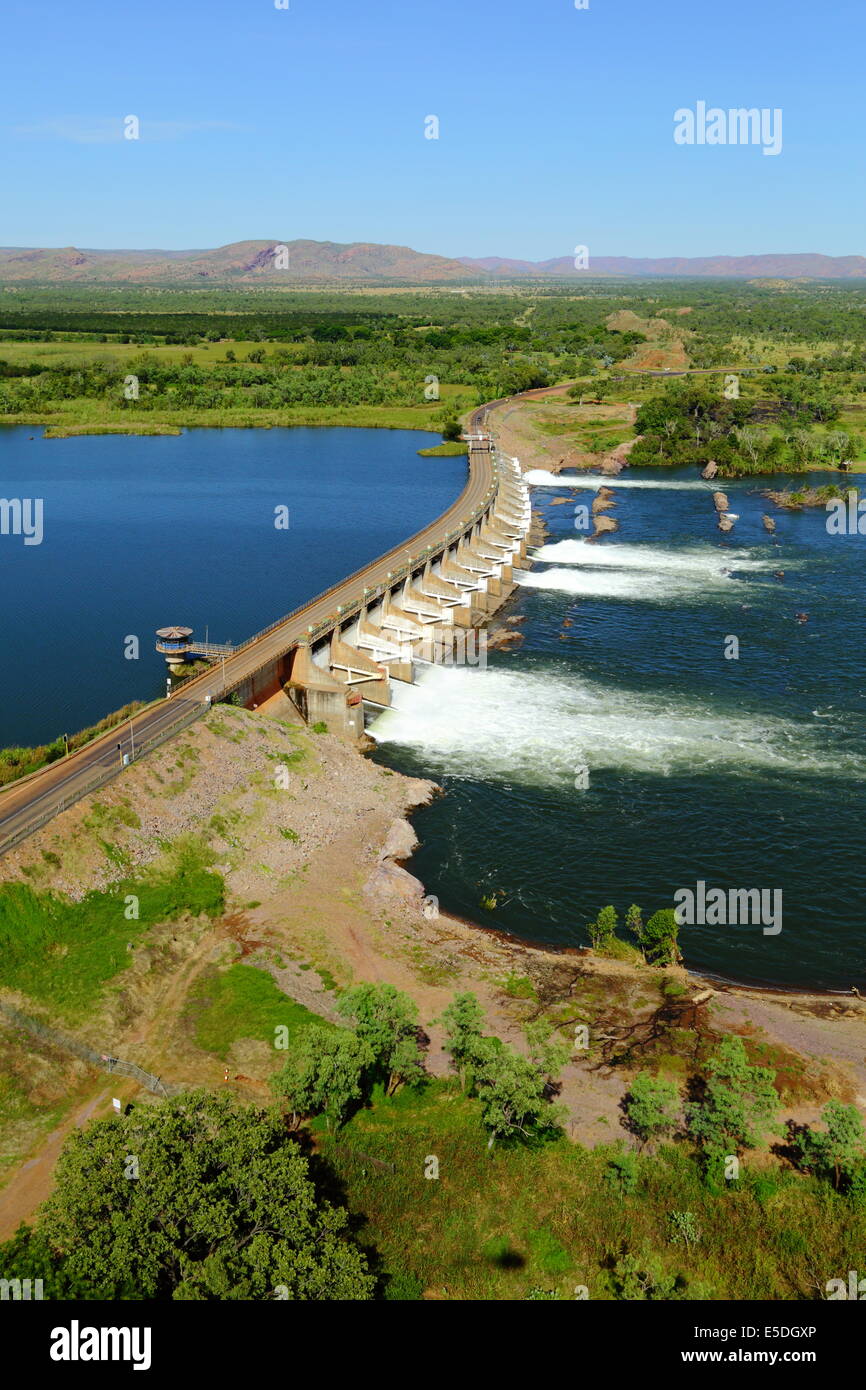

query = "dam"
0;413;532;853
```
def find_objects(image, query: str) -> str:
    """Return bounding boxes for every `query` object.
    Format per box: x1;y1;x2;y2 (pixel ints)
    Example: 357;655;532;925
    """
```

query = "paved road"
0;405;498;853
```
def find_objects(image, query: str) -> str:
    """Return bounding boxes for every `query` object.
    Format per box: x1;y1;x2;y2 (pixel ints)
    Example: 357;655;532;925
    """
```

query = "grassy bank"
0;840;224;1019
319;1080;865;1300
184;962;333;1059
417;441;469;456
6;402;466;435
43;423;182;438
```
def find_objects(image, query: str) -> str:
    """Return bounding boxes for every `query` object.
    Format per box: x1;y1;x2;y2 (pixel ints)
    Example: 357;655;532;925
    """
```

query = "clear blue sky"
2;0;863;259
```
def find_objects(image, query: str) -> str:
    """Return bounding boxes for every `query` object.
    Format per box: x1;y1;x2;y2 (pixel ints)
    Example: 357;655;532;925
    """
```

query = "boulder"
488;628;524;652
364;860;425;904
762;514;776;532
718;515;734;533
702;460;719;480
589;515;619;540
378;817;418;865
592;487;617;515
600;437;641;474
713;491;729;512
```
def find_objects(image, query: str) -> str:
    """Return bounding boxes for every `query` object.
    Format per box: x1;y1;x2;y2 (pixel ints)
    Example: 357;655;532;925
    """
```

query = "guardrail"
0;699;205;857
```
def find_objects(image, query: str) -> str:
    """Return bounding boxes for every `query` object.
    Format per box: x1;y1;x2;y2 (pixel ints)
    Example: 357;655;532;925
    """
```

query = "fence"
0;1001;180;1097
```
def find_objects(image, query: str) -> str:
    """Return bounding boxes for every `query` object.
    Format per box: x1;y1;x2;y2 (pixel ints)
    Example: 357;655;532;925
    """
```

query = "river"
370;465;866;992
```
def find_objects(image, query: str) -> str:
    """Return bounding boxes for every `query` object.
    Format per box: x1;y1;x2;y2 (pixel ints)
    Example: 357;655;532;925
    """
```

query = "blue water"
372;467;866;991
0;425;456;747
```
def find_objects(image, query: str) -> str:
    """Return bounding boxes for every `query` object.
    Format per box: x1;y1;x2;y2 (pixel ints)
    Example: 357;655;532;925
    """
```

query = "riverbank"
3;403;463;436
0;698;863;1237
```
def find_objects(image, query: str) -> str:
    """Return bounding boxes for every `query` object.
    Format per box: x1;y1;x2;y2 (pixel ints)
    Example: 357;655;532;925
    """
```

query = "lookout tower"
155;626;194;671
155;626;235;672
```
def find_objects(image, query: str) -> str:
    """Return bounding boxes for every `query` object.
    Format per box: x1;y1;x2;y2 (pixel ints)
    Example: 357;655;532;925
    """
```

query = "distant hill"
458;253;866;279
1;241;864;284
0;240;476;285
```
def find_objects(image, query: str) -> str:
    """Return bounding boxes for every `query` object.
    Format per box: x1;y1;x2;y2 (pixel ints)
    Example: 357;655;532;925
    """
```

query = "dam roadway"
0;402;515;854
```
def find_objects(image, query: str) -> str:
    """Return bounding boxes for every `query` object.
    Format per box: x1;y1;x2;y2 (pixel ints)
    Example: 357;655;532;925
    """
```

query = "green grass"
0;842;224;1020
3;400;468;436
500;973;537;1000
319;1080;866;1301
43;423;182;438
184;962;333;1059
417;441;469;456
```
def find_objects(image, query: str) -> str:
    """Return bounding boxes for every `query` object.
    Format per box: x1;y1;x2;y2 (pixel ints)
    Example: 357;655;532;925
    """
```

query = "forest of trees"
1;280;864;465
2;989;862;1300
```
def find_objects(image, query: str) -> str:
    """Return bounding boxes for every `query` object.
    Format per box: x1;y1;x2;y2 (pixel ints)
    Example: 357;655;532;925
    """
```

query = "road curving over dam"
0;401;532;855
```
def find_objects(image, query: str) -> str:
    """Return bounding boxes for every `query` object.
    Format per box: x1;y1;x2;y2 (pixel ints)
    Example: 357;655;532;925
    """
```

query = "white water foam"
369;664;863;784
533;539;775;577
523;470;708;490
518;563;744;603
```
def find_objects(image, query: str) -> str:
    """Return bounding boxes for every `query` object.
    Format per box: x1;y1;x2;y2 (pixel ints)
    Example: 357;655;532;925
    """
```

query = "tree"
587;904;618;951
797;1100;866;1190
27;1091;374;1300
625;904;643;941
612;1252;680;1301
524;1019;571;1078
337;982;424;1097
668;1211;701;1250
385;1033;426;1097
271;1026;374;1130
440;994;565;1148
638;909;682;966
687;1035;781;1172
476;1047;563;1150
0;1224;93;1300
440;992;486;1091
626;1072;680;1147
603;1147;638;1197
441;417;462;442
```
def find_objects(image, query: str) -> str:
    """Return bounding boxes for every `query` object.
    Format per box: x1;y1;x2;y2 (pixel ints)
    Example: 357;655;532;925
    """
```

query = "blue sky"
2;0;863;259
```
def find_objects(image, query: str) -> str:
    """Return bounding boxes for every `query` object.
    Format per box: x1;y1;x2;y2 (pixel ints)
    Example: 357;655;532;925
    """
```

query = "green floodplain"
1;278;865;473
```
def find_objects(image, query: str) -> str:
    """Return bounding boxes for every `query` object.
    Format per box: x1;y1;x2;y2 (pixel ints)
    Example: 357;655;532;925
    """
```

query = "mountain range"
0;240;864;283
